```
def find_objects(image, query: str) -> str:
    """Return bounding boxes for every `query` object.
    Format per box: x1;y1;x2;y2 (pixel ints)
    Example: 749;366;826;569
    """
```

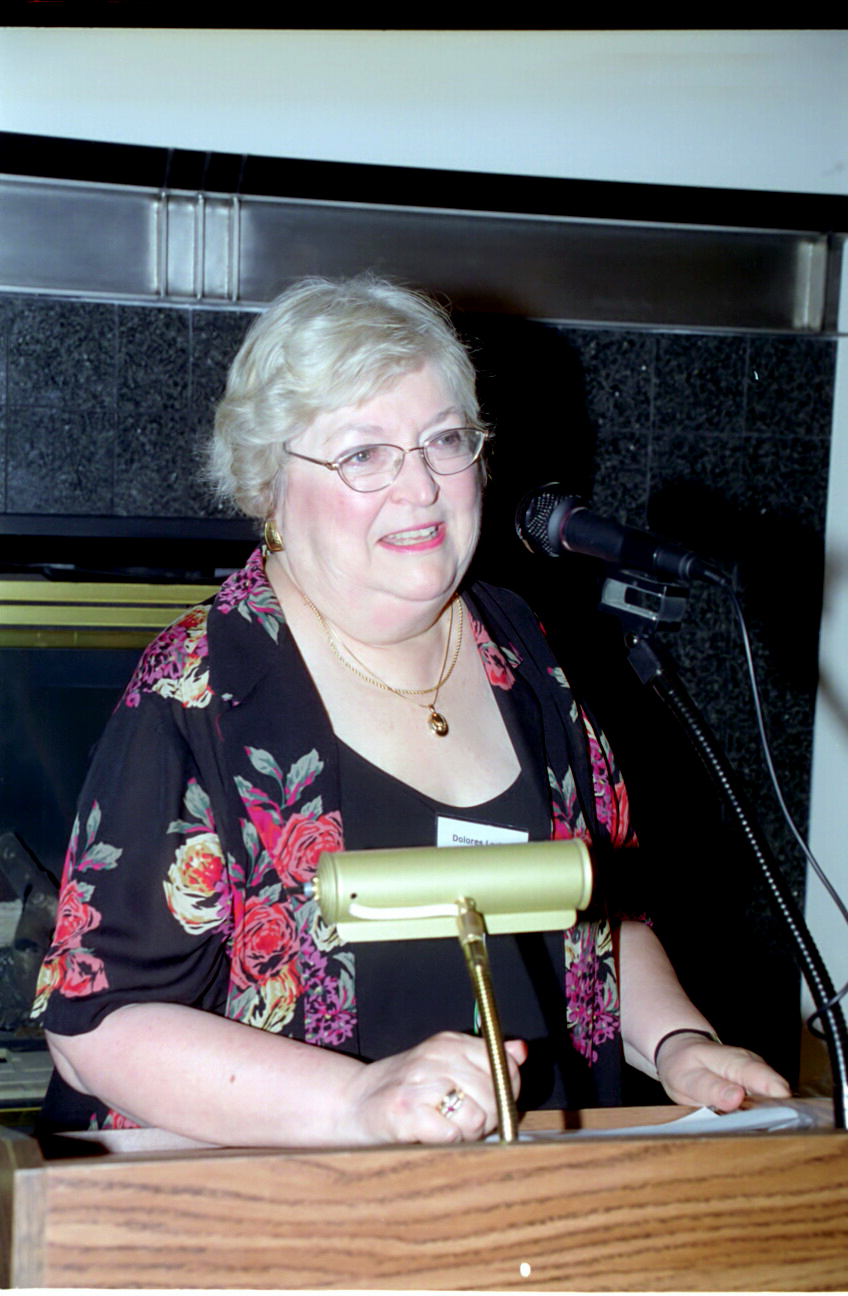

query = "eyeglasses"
285;427;489;493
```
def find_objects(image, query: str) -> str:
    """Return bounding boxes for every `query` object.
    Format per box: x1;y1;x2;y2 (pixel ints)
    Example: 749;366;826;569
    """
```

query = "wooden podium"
2;1105;847;1290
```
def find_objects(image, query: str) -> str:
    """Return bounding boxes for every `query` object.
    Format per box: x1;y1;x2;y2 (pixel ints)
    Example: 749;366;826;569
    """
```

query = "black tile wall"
562;322;835;871
8;407;115;515
747;336;836;438
114;409;212;518
471;315;835;1089
588;326;833;1088
561;328;655;433
117;306;191;413
0;292;836;1089
191;309;258;418
9;299;118;409
653;334;748;434
1;298;256;518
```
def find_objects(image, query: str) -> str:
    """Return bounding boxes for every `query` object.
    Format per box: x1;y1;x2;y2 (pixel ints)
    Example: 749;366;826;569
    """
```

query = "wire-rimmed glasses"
285;427;489;493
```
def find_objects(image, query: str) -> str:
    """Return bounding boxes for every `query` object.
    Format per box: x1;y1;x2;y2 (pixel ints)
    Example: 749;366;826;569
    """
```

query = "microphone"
515;483;729;587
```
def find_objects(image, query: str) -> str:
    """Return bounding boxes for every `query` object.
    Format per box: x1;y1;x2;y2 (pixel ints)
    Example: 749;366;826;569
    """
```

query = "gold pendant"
428;709;449;737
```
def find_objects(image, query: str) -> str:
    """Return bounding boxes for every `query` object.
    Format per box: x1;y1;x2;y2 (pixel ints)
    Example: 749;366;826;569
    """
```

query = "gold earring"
264;519;284;552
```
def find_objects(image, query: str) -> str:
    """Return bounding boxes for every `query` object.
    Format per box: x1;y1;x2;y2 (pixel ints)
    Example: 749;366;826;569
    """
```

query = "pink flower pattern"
32;804;117;1016
301;932;356;1047
580;706;633;850
216;546;287;641
469;612;519;689
544;669;638;1059
34;552;638;1129
229;745;353;1038
564;923;620;1063
122;606;211;709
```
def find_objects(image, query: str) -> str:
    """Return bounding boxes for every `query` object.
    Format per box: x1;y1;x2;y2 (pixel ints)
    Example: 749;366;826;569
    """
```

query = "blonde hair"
209;275;480;519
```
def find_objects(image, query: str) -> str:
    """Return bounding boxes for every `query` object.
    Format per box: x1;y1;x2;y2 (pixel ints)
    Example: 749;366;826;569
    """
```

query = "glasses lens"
337;444;402;491
424;428;483;475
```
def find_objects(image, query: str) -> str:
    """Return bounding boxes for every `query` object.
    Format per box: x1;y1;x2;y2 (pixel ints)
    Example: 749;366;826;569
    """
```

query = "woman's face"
274;363;483;639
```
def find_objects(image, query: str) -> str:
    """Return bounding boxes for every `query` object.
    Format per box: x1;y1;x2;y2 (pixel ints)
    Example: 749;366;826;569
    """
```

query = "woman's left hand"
655;1030;792;1111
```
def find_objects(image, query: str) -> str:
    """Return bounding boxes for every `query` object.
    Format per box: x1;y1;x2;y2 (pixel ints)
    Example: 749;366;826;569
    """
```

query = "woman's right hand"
335;1030;527;1145
47;1007;526;1148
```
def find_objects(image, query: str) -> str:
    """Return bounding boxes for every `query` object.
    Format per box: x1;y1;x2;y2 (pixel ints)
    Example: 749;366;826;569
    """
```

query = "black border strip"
1;131;845;234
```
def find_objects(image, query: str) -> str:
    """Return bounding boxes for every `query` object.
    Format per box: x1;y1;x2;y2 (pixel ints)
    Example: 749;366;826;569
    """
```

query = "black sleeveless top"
338;739;584;1110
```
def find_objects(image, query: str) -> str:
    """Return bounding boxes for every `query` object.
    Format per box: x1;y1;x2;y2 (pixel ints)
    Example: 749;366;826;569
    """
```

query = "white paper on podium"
515;1099;831;1141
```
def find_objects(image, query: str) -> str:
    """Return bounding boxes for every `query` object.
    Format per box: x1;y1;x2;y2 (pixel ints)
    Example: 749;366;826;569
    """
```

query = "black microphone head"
515;483;581;557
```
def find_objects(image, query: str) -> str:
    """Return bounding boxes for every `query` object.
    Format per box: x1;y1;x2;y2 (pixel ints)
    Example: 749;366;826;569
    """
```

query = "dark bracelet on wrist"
653;1028;720;1069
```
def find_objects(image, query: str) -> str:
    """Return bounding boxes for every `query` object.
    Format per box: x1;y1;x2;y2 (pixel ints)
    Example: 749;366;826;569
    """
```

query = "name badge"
436;816;529;849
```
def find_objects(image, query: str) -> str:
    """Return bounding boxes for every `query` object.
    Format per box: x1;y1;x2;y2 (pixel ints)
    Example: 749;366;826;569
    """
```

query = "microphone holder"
599;568;848;1129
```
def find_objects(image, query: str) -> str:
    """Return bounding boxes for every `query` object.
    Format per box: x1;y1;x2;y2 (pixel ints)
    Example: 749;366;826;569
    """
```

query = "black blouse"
340;740;589;1110
34;558;635;1132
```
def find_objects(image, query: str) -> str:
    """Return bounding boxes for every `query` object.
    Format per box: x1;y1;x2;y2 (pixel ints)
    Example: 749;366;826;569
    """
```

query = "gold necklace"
302;595;463;737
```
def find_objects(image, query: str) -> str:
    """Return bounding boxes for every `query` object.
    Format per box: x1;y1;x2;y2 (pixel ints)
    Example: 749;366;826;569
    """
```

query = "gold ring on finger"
438;1087;465;1118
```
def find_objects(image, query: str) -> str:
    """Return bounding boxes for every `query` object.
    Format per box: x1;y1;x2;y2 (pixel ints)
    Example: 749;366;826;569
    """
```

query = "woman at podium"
31;276;789;1145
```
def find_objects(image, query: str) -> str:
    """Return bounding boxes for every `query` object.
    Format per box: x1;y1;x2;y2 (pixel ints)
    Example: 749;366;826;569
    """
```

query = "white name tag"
436;816;529;849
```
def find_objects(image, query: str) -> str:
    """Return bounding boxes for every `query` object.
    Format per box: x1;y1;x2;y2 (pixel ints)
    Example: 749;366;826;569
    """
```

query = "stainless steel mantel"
0;173;841;333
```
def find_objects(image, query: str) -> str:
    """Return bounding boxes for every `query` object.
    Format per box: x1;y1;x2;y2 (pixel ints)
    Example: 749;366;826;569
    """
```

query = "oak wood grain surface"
0;1127;46;1289
4;1108;847;1290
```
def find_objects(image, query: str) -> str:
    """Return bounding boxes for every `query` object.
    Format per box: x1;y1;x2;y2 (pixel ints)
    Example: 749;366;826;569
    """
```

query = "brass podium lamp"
310;840;593;1143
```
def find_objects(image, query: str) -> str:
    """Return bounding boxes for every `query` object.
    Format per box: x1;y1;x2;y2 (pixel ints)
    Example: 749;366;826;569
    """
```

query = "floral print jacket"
33;548;636;1126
